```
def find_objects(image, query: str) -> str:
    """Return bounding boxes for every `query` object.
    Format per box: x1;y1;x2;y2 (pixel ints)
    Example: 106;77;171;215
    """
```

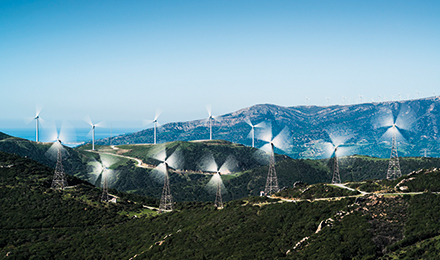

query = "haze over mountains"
97;96;440;159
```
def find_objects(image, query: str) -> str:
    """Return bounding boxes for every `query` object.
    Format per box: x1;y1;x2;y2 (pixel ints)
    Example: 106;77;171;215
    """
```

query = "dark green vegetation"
0;151;158;259
2;150;440;259
335;155;440;183
2;132;440;204
276;183;359;200
77;140;331;202
0;133;86;178
76;141;440;203
96;98;440;158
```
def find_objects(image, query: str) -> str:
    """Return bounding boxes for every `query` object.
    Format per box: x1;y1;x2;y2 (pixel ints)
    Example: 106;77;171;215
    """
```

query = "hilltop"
2;132;440;204
97;97;440;158
0;132;86;177
2;150;440;259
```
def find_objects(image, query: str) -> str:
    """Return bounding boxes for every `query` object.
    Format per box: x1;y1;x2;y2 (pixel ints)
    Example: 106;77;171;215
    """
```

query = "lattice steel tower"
264;144;279;194
332;147;341;184
159;164;173;213
387;125;401;180
51;148;68;189
101;177;109;202
215;174;223;208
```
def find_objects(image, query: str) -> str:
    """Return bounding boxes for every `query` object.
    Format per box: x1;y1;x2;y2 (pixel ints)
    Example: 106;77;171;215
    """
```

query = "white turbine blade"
151;147;167;162
88;157;103;174
337;145;357;157
95;121;105;128
100;153;119;169
272;126;291;151
212;115;222;123
24;115;35;125
327;130;353;148
102;168;117;183
322;142;336;158
244;118;253;127
148;144;166;160
59;120;77;145
246;128;253;139
257;121;272;143
259;143;273;154
44;120;59;142
142;119;154;126
166;148;184;170
154;109;162;121
380;126;406;142
395;103;416;130
205;173;226;195
45;141;66;161
254;121;266;128
87;157;102;184
150;163;167;183
83;115;94;127
35;104;43;117
206;104;212;117
374;107;394;129
198;152;218;173
219;155;238;175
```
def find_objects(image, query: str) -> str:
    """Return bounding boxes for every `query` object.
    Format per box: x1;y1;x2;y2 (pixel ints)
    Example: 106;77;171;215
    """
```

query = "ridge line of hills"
96;96;440;159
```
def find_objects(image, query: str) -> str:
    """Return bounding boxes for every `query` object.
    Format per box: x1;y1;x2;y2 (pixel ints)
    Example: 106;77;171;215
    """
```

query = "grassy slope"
2;150;440;259
0;133;87;178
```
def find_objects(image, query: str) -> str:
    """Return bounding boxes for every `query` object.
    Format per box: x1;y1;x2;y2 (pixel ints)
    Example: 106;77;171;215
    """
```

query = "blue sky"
1;0;439;129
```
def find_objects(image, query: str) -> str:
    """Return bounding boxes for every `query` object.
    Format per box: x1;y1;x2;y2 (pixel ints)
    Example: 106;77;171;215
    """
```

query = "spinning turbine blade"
218;155;238;174
205;173;226;195
198;152;218;173
206;104;212;117
272;126;291;152
165;148;184;170
258;121;273;143
152;148;167;163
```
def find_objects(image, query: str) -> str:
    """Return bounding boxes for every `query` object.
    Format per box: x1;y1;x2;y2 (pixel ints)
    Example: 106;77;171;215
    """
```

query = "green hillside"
2;150;440;259
0;133;87;178
76;141;331;202
74;140;440;203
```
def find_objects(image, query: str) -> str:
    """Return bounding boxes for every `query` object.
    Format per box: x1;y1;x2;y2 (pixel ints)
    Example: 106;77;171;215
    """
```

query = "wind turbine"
322;133;354;184
257;123;291;194
245;119;265;148
25;105;44;142
376;104;416;180
34;111;41;142
84;117;103;150
145;109;162;145
88;154;119;202
199;153;238;208
206;105;221;140
150;146;184;213
45;121;75;189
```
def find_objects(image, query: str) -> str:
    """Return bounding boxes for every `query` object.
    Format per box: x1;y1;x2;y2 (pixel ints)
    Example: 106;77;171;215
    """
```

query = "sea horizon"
1;127;144;147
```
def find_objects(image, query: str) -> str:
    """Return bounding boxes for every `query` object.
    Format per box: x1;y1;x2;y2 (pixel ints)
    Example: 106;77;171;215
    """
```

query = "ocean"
1;127;143;147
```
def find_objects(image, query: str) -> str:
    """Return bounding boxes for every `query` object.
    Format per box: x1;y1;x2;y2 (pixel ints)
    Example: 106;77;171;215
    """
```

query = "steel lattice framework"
215;178;223;208
264;144;279;194
332;148;341;184
387;127;402;180
51;149;68;189
101;177;109;202
159;165;173;213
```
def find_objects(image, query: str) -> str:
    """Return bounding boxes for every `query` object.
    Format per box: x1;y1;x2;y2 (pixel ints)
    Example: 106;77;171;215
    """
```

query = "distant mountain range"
97;96;440;158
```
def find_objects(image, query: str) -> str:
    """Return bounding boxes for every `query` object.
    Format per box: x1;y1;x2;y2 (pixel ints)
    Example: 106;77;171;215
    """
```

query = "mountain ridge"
97;96;440;158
